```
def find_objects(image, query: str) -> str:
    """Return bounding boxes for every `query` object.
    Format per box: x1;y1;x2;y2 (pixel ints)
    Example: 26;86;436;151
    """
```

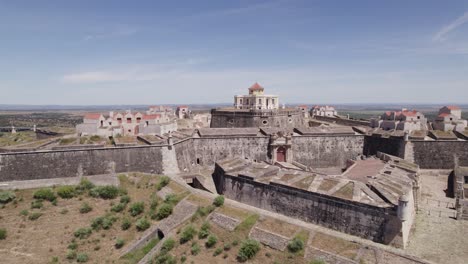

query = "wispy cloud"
433;11;468;42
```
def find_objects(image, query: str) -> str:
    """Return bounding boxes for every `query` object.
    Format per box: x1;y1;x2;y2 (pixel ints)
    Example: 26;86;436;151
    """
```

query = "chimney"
109;111;114;118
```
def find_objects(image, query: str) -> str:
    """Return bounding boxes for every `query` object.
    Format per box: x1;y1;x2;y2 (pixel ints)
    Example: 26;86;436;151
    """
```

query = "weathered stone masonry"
212;164;403;245
0;146;164;182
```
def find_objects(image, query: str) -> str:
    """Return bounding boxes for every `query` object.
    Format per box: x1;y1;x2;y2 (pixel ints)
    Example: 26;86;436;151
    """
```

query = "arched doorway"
277;147;286;162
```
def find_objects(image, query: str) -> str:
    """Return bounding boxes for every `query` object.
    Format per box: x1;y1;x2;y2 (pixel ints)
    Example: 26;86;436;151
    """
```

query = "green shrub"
155;203;173;220
164;194;179;204
198;229;209;239
194;205;215;218
160;238;176;254
76;178;95;194
180;255;187;263
154;253;177;264
0;228;6;240
33;188;56;202
28;212;43;221
111;202;126;213
89;186;119;199
156;176;170;191
224;243;231;251
213;247;223;256
120;195;131;204
191;242;200;255
213;195;224;207
91;215;117;230
129;202;145;216
205;235;218;248
74;227;92;239
76;253;89;263
0;191;16;204
51;199;58;206
60;208;69;214
150;197;158;210
199;221;210;238
80;202;92;214
19;209;29;216
31;200;43;209
287;237;304;253
68;241;78;250
135;217;150;231
237;239;261;262
115;238;125;249
180;225;197;244
66;250;77;260
121;217;131;230
56;186;76;199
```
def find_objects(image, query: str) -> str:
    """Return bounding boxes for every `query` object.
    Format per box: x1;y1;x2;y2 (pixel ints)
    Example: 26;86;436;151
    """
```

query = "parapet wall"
411;141;468;169
292;135;364;168
0;146;164;182
210;109;305;128
363;136;406;158
314;116;370;127
213;164;403;246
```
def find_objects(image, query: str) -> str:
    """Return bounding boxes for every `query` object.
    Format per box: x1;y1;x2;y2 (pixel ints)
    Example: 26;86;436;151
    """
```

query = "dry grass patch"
255;217;299;238
318;179;339;192
216;205;251;221
186;194;212;206
310;232;360;260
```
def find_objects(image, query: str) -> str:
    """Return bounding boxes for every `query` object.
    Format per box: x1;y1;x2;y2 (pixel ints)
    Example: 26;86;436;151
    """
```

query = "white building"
311;105;337;117
77;108;177;137
234;83;279;110
370;109;428;131
433;106;467;132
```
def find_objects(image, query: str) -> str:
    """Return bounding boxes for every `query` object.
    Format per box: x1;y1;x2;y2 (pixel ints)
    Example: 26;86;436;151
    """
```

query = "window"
246;99;249;104
240;99;243;104
450;118;453;121
465;176;468;184
262;120;268;125
259;99;262;104
117;118;122;123
136;117;141;123
127;118;132;123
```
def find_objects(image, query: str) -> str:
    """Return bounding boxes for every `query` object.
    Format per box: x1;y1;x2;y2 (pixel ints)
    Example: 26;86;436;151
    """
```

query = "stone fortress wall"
0;146;164;182
0;131;364;182
364;135;468;169
212;163;407;247
210;109;306;128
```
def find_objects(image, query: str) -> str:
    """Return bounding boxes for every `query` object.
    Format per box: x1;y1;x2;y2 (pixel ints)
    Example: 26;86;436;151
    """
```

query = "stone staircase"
404;141;415;163
161;146;180;175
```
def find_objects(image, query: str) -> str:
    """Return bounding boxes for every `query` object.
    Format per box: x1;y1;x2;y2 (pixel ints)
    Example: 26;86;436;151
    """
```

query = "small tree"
287;237;304;253
160;238;176;254
115;238;125;249
0;191;16;204
121;217;131;230
135;217;150;231
56;186;76;199
79;202;92;214
179;225;197;244
213;195;224;207
205;235;218;248
237;239;260;262
33;188;56;202
129;202;145;216
156;203;173;220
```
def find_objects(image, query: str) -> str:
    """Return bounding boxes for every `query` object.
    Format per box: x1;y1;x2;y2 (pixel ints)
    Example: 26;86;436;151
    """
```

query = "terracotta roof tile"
446;105;460;110
249;82;264;90
84;113;102;120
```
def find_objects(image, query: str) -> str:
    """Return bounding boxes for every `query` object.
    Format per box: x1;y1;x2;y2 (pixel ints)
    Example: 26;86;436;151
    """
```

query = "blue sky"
1;0;468;105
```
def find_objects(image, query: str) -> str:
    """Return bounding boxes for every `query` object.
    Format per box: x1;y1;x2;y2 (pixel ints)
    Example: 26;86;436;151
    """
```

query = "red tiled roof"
446;105;460;110
142;114;161;120
84;113;102;120
249;82;264;90
400;110;418;117
298;105;308;108
178;106;188;108
438;113;450;117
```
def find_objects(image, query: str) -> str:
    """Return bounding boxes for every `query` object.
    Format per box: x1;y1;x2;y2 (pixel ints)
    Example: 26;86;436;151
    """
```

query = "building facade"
211;83;306;128
311;105;337;117
234;82;279;110
370;109;428;131
76;108;177;137
433;106;467;132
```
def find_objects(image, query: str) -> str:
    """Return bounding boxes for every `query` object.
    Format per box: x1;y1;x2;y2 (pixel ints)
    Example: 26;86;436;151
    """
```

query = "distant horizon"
1;1;468;104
